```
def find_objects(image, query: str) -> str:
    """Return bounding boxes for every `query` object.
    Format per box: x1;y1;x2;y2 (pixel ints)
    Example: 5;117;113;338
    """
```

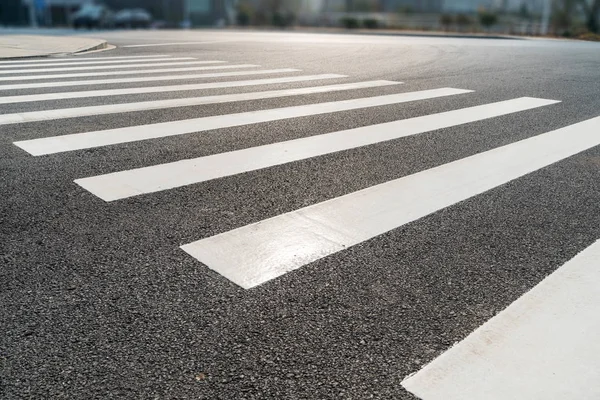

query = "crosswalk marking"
0;54;171;64
0;69;301;91
75;96;554;202
0;57;193;69
179;115;600;290
0;74;346;105
401;239;600;400
0;64;260;82
0;59;222;75
16;87;467;156
8;48;598;400
2;80;400;126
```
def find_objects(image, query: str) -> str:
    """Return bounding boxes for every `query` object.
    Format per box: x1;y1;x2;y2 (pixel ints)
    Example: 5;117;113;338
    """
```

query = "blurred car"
114;9;152;29
150;20;167;30
72;4;114;29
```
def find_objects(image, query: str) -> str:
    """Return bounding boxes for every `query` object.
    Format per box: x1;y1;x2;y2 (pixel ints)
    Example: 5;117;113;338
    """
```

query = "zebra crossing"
3;50;599;399
4;52;598;289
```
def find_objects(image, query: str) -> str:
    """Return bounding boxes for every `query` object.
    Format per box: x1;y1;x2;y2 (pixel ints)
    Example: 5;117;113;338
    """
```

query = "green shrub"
271;11;295;28
272;11;285;27
362;18;378;29
439;14;453;29
237;10;250;26
236;1;253;26
479;11;498;30
455;14;471;27
341;17;359;29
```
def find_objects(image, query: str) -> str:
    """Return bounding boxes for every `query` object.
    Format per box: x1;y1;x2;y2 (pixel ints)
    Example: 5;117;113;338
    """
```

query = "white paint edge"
0;54;171;64
401;239;600;400
0;57;195;69
0;64;259;82
15;85;470;156
0;74;346;105
78;93;563;202
2;80;399;126
0;60;224;75
0;69;301;91
179;114;600;291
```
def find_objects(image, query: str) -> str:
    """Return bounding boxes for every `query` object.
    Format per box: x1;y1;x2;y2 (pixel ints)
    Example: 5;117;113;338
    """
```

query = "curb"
78;40;109;53
0;39;110;60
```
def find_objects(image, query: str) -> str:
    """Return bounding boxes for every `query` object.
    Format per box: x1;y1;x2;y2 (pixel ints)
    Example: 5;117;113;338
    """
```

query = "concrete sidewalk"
0;35;107;59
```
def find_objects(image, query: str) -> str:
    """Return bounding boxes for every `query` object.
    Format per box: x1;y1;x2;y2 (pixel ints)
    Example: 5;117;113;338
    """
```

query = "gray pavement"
1;29;599;399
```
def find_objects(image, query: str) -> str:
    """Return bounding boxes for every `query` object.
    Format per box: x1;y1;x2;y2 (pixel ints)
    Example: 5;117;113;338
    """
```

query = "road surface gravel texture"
1;29;599;399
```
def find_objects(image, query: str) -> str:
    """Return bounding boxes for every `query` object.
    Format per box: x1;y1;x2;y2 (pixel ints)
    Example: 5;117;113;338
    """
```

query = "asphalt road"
1;29;600;399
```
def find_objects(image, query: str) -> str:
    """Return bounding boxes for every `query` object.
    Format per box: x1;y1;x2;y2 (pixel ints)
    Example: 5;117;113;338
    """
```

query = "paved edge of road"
0;35;110;60
224;27;524;41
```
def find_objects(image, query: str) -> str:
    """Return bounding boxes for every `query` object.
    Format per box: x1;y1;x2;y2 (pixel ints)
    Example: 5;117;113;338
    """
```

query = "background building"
0;0;234;27
0;0;29;26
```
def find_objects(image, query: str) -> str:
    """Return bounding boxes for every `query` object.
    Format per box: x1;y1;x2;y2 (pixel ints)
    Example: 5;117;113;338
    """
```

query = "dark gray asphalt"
1;30;600;399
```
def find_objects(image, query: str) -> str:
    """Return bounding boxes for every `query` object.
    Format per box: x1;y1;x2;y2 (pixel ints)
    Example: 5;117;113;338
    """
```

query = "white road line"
2;80;399;126
0;60;222;74
180;114;600;291
122;41;229;48
0;69;301;91
402;238;600;400
0;57;194;69
75;95;556;202
16;86;465;156
0;74;346;105
0;55;171;64
0;64;259;82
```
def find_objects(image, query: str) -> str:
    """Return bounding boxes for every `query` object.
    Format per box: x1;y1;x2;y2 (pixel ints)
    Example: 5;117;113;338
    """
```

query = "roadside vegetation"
234;0;600;40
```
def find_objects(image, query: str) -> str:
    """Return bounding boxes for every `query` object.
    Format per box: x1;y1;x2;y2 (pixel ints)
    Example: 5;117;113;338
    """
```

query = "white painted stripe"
16;86;461;155
0;55;171;64
0;64;259;82
0;57;195;69
402;238;600;400
0;74;346;105
0;69;300;91
180;114;600;291
75;95;555;202
2;80;399;126
0;60;223;74
122;41;228;48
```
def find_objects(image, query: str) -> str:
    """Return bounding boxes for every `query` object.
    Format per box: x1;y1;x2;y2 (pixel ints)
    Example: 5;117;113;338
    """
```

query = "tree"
439;14;453;31
479;11;498;31
455;14;471;31
578;0;600;33
519;3;531;19
236;1;253;26
553;0;577;32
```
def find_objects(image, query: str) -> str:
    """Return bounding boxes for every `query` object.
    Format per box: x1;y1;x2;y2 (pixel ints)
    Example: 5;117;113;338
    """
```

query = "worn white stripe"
0;55;171;64
0;60;223;74
402;238;600;400
0;74;346;105
0;57;194;69
2;80;398;126
0;64;259;82
0;69;300;91
180;114;600;291
122;41;228;48
75;96;556;202
17;86;462;155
